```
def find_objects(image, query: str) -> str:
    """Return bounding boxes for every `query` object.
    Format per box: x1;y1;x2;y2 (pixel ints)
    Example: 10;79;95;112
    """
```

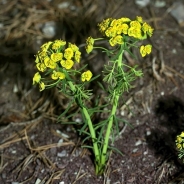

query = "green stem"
99;46;124;173
68;81;76;92
82;107;100;164
68;81;100;171
100;94;119;168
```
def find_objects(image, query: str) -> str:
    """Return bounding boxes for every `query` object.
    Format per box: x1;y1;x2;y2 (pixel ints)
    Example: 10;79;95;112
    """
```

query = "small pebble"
66;127;71;131
135;0;150;7
42;21;56;38
172;49;177;54
120;111;125;116
12;150;16;154
146;130;151;136
135;140;142;146
58;2;70;9
154;0;166;8
58;139;63;144
161;91;164;96
35;178;41;184
13;84;18;93
57;150;67;157
75;118;82;123
132;148;138;153
59;182;65;184
56;130;69;138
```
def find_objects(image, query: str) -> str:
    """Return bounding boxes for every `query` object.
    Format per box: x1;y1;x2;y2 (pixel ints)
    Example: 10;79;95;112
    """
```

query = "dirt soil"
1;0;184;183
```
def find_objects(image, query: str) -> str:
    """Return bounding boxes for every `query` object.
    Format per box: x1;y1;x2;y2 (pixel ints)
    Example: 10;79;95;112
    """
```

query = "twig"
165;65;184;80
24;129;74;152
0;137;27;149
72;166;87;184
0;115;43;134
152;57;165;82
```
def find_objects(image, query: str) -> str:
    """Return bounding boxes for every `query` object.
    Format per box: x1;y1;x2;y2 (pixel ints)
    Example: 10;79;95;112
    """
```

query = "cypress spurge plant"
33;16;154;175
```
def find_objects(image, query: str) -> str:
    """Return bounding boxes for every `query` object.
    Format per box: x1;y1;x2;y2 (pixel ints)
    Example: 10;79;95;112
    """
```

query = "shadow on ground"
146;95;184;177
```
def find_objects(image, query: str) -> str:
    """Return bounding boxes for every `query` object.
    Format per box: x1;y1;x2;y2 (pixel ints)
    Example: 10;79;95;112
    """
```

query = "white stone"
42;21;56;38
146;130;151;136
57;150;67;157
135;0;150;7
132;148;138;153
161;91;164;96
35;178;41;184
135;140;142;146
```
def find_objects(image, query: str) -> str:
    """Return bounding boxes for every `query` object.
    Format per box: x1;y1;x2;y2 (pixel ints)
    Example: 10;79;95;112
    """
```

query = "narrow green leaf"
108;145;124;156
57;99;74;120
114;115;120;136
81;145;93;149
79;123;88;135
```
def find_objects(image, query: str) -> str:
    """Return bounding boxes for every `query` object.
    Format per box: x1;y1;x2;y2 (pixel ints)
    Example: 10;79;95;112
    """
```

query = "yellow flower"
109;35;123;46
136;16;143;23
86;37;94;46
81;70;93;82
105;27;117;38
180;132;184;137
140;46;147;57
86;44;93;54
60;59;74;69
44;57;57;69
130;21;141;29
51;70;65;80
64;48;74;60
119;17;131;23
176;143;182;150
52;40;66;50
128;27;142;39
109;38;116;46
142;22;154;37
177;136;183;143
38;51;48;61
114;35;123;44
68;43;79;52
116;24;129;35
140;44;152;57
115;19;123;26
33;72;41;85
74;50;81;63
36;62;47;72
40;41;52;51
86;37;94;54
51;53;63;62
147;27;154;37
39;82;45;91
110;19;118;27
35;55;40;63
99;25;106;33
98;18;113;33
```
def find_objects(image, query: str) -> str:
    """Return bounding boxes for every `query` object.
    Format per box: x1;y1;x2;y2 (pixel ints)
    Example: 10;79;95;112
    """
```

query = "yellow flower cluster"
33;40;82;91
33;72;45;91
98;16;154;47
81;70;93;82
140;44;152;57
176;132;184;150
86;37;94;54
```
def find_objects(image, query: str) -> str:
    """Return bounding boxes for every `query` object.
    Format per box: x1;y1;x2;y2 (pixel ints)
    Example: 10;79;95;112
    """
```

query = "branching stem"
99;45;124;174
68;81;100;171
